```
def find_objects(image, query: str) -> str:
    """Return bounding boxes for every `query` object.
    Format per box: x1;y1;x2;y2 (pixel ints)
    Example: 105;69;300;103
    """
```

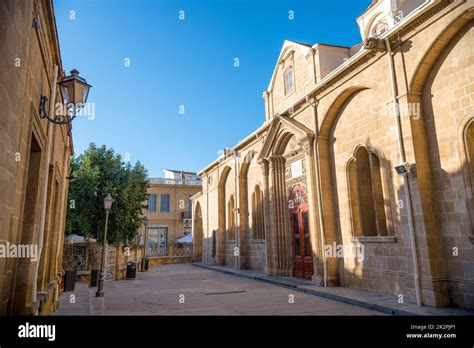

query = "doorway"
289;185;313;280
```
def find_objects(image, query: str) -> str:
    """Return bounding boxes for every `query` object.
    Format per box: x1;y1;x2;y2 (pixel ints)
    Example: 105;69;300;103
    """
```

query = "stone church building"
192;0;474;309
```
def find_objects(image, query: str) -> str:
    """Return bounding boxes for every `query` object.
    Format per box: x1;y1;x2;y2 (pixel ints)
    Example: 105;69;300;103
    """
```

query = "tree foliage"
66;143;149;244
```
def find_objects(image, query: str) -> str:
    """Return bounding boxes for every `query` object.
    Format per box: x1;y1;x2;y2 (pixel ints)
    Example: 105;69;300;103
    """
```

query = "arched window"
212;230;216;258
284;66;295;95
465;120;474;238
347;159;362;237
466;120;474;191
227;195;235;240
371;18;389;37
348;146;389;237
252;185;265;240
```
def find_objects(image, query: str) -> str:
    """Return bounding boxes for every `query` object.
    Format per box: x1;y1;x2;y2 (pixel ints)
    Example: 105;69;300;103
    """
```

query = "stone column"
260;159;275;276
238;174;249;269
317;137;339;286
216;176;226;266
191;200;197;262
269;155;291;276
299;138;324;284
401;91;449;306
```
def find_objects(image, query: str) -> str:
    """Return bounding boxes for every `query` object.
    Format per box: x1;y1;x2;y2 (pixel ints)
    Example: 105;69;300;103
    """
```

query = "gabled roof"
267;40;313;92
257;114;314;162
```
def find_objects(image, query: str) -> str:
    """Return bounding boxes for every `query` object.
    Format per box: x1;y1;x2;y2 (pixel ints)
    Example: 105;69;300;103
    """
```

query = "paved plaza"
55;263;383;315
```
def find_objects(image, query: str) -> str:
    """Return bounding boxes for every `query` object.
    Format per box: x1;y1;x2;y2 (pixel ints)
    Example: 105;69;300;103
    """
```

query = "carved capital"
297;137;314;154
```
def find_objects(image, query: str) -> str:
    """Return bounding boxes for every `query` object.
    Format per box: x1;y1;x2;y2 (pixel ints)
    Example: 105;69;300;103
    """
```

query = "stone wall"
113;244;144;280
0;0;73;315
249;241;266;272
148;256;192;267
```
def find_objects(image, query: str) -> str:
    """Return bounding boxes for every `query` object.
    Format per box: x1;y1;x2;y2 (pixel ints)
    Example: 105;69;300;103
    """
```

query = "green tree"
66;143;149;244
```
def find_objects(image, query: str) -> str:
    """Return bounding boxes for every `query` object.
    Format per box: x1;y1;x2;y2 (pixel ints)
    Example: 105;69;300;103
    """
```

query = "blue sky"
54;0;369;177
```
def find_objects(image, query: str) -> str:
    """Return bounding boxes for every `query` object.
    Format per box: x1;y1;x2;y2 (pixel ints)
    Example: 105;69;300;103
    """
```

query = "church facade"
192;0;474;309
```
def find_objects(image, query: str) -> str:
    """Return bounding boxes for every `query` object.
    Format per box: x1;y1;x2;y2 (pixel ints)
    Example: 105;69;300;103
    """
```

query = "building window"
160;194;170;212
347;146;389;237
147;194;157;212
146;226;168;255
227;195;235;240
188;197;193;218
284;66;295;95
252;185;265;240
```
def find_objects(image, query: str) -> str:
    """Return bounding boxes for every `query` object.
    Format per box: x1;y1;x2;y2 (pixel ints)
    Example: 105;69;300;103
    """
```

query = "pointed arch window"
466;120;474;194
463;119;474;242
227;195;236;241
251;185;265;240
347;146;391;237
212;230;216;258
284;66;295;95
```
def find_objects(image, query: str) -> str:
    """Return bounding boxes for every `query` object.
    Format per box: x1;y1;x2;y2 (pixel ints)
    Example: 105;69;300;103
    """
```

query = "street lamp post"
96;194;113;297
139;216;149;272
143;216;149;257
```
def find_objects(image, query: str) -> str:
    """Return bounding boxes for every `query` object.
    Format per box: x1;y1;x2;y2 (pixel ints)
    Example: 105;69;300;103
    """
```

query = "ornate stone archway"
257;115;321;278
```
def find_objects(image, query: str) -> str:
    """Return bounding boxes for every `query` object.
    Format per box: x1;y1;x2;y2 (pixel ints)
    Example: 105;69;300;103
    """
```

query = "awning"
175;235;192;244
65;234;97;244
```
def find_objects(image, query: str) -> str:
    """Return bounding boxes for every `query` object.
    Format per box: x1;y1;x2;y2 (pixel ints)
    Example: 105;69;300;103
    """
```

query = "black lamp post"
96;194;113;297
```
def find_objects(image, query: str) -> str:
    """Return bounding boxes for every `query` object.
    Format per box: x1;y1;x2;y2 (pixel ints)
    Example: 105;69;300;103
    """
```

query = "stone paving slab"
54;263;384;316
54;280;91;315
193;263;474;316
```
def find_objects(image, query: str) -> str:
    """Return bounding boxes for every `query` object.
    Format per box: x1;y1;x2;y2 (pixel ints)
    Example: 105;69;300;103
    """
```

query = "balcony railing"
148;178;202;186
146;241;192;257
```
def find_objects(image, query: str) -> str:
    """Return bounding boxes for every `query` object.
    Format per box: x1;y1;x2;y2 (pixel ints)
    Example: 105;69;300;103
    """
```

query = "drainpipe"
307;96;328;287
385;38;422;306
32;64;59;314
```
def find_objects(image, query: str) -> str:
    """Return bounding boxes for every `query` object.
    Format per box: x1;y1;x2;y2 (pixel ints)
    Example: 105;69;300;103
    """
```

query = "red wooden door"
289;186;313;280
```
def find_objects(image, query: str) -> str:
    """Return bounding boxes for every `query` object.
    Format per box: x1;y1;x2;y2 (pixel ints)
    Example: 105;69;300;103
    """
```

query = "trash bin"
126;261;137;279
64;269;77;292
144;257;149;271
90;269;99;287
